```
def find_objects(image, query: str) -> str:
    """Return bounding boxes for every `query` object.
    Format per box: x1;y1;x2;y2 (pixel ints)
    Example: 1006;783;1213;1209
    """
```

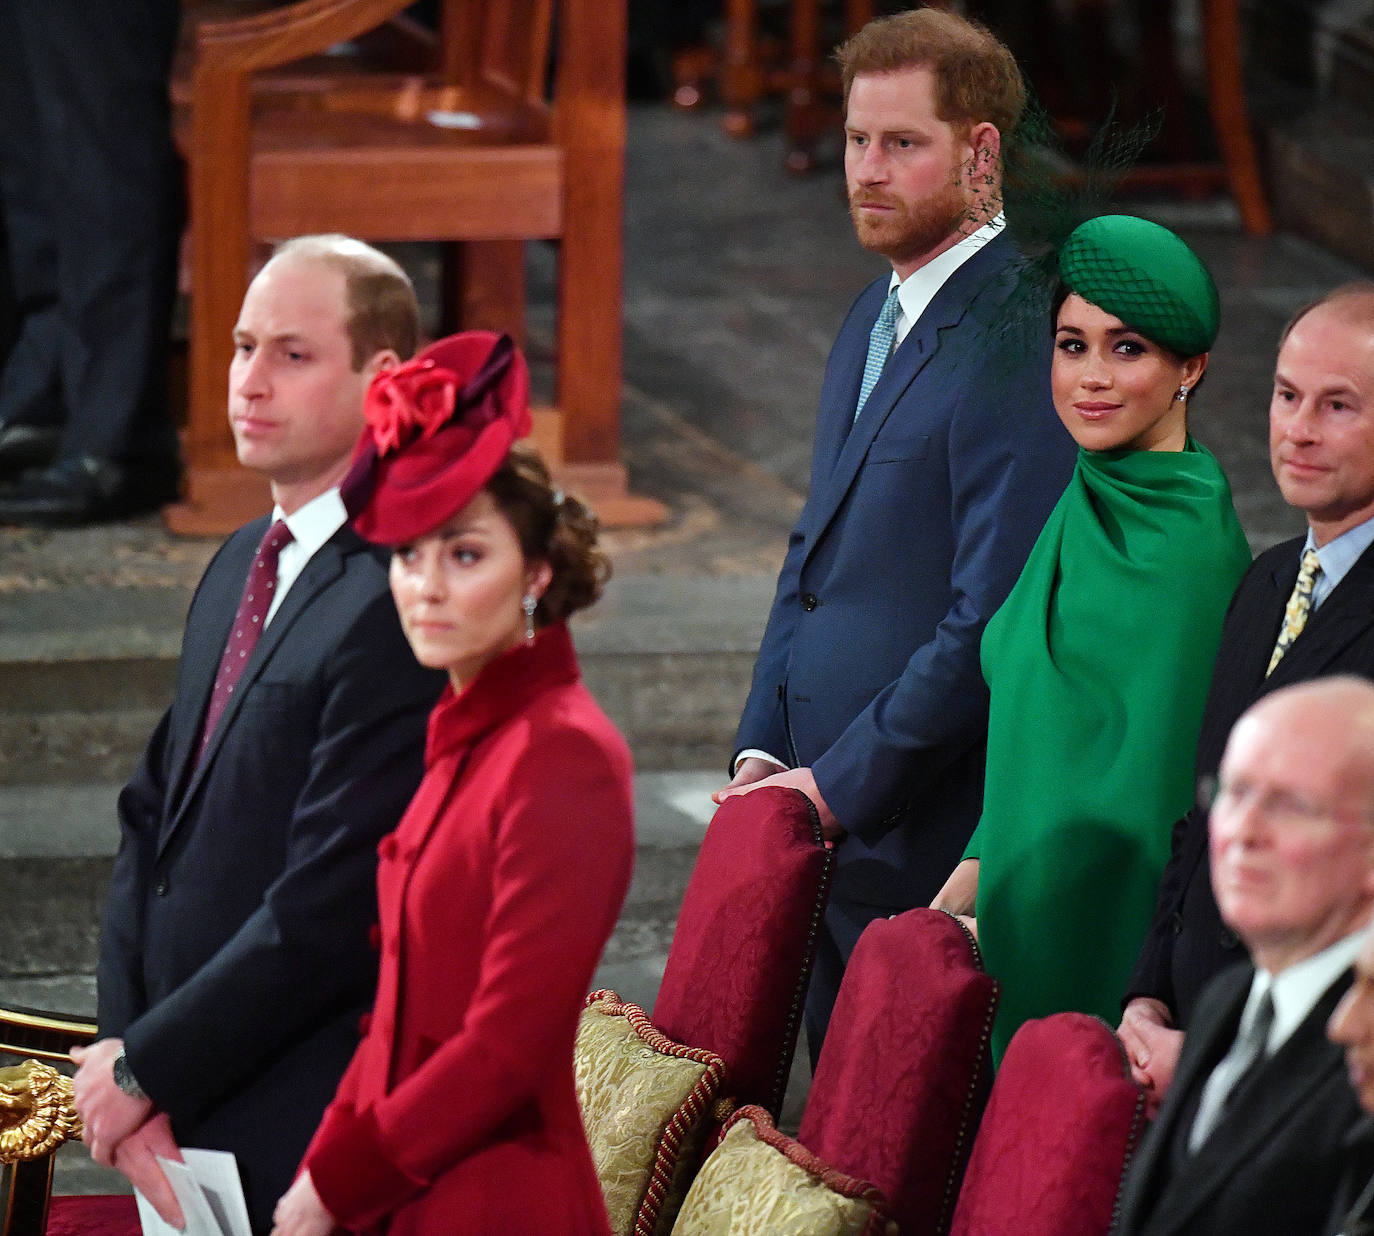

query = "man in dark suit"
713;8;1073;1052
70;235;444;1233
1113;677;1374;1236
1120;283;1374;1108
1328;926;1374;1235
0;0;183;523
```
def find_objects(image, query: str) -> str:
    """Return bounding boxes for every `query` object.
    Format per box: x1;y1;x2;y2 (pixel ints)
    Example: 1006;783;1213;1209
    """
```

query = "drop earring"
522;594;537;643
1175;385;1190;402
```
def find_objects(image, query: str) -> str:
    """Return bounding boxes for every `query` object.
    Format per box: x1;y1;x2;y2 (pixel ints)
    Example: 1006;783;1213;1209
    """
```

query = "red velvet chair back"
799;909;998;1236
948;1012;1147;1236
44;1196;140;1236
651;787;834;1119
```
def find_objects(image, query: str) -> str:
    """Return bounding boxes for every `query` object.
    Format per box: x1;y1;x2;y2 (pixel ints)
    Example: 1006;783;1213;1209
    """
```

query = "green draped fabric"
966;438;1250;1063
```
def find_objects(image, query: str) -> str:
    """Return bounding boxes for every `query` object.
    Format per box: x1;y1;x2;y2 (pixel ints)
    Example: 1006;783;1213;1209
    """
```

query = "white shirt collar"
888;212;1006;344
265;488;349;625
1252;928;1365;1054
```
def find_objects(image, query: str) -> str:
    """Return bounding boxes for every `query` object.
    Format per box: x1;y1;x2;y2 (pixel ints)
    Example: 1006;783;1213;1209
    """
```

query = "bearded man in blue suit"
716;8;1074;1054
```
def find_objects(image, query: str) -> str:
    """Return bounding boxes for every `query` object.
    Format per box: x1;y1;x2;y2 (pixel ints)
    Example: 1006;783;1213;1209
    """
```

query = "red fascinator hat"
342;331;532;544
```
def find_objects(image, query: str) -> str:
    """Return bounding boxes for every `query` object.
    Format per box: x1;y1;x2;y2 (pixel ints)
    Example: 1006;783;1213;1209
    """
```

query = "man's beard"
848;175;973;267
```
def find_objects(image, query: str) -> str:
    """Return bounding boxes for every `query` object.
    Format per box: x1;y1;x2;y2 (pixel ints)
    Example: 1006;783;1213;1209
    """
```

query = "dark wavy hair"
484;445;610;624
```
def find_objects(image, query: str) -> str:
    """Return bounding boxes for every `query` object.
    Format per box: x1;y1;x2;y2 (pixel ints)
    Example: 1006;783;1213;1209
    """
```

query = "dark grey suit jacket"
1127;536;1374;1027
98;515;443;1233
1114;963;1374;1236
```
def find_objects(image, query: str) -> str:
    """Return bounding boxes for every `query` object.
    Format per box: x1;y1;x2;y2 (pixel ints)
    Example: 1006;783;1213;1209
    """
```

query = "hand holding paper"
114;1114;185;1228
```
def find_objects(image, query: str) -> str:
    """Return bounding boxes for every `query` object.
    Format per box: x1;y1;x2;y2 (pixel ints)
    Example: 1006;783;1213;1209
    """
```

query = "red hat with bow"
342;331;531;544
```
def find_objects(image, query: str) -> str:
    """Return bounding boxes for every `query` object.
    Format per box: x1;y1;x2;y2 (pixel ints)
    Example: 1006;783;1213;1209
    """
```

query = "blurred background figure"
0;1;183;526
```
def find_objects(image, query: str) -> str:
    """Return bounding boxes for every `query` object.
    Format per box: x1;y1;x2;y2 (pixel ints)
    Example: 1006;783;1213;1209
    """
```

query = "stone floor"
1;99;1368;1196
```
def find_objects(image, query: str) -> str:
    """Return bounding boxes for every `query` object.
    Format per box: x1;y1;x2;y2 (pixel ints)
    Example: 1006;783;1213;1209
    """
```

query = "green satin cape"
965;438;1250;1063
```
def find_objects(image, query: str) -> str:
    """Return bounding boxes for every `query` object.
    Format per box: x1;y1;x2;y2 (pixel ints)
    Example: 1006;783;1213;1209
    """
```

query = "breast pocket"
867;432;930;464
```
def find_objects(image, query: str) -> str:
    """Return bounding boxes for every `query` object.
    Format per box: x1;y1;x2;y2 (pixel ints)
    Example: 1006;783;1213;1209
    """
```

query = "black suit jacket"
98;515;443;1233
1114;963;1374;1236
1127;535;1374;1025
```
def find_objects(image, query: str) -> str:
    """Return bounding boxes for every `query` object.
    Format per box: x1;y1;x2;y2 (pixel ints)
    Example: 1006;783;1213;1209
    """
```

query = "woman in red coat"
271;331;634;1236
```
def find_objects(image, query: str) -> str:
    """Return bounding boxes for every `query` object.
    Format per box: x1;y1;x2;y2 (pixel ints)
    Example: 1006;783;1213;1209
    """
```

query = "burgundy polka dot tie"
197;520;294;760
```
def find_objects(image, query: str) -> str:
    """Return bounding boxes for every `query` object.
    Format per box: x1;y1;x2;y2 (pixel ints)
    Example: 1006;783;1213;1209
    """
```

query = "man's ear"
363;349;401;382
967;122;1001;173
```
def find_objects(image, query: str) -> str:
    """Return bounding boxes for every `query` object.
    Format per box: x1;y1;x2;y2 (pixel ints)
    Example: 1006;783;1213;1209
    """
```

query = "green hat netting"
1058;214;1220;356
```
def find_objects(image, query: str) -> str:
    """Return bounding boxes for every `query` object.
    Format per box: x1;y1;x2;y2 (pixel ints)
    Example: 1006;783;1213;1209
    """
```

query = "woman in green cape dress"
932;215;1251;1063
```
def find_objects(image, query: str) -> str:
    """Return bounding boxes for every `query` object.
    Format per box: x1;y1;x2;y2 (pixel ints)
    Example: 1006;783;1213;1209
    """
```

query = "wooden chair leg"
1202;0;1272;235
444;241;527;347
721;0;763;138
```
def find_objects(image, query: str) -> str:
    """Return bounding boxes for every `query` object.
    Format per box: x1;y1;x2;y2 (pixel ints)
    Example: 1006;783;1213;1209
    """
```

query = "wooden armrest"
0;1060;83;1165
0;1007;99;1066
196;0;415;77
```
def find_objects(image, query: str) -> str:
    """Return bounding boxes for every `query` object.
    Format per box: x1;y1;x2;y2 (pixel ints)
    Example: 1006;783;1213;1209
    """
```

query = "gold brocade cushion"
575;990;731;1236
672;1106;897;1236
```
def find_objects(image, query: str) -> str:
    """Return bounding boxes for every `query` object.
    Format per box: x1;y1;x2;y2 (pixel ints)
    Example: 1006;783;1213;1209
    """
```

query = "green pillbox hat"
1058;214;1220;356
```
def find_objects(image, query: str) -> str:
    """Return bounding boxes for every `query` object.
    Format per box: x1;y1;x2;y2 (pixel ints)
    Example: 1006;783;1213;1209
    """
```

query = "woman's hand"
931;857;979;917
271;1170;339;1236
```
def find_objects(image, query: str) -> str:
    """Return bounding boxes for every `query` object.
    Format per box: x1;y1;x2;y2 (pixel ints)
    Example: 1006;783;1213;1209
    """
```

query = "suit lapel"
1145;971;1353;1236
802;236;1016;556
1124;966;1248;1229
160;529;354;855
165;521;267;815
1269;539;1374;687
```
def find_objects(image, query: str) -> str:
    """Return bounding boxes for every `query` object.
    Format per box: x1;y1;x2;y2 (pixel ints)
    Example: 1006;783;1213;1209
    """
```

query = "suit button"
1219;927;1239;950
801;593;818;611
1170;912;1184;936
153;879;169;897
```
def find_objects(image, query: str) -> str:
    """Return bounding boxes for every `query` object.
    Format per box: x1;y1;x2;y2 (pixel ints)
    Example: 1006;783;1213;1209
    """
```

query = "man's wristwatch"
112;1049;148;1101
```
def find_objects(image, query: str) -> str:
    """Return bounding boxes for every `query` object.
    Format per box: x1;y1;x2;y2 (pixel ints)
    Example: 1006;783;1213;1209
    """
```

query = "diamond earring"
522;594;537;643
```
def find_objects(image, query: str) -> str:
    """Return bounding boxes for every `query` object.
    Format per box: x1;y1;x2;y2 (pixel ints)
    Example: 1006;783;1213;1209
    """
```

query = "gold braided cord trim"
725;1105;892;1212
584;991;731;1236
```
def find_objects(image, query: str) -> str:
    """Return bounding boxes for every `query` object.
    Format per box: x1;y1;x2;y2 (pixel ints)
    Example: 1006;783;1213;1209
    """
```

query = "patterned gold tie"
1266;548;1322;676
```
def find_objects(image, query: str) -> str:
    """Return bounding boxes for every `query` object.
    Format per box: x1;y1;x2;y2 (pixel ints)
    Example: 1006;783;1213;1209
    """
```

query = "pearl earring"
522;594;537;643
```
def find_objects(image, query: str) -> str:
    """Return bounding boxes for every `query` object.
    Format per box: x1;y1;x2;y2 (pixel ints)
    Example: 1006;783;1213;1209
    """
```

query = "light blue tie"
855;286;902;420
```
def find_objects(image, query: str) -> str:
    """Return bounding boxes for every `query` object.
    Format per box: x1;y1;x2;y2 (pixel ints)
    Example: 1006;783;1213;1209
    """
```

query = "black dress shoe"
0;456;181;527
0;422;62;480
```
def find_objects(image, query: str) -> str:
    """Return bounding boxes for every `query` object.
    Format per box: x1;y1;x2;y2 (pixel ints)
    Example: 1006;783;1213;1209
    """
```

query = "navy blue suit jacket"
98;515;443;1233
735;233;1075;910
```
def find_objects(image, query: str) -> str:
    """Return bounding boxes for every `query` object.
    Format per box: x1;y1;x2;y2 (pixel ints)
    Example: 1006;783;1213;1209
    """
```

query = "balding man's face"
1209;698;1374;972
1329;930;1374;1114
1270;302;1374;543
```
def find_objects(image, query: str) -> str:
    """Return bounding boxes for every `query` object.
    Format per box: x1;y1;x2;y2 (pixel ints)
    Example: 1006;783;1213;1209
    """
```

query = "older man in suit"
1328;927;1374;1235
714;8;1073;1053
1114;676;1374;1236
71;235;444;1233
1120;283;1374;1108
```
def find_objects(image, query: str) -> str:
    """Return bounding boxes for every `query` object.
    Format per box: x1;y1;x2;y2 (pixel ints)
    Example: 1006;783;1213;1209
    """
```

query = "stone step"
0;576;771;781
0;771;719;1006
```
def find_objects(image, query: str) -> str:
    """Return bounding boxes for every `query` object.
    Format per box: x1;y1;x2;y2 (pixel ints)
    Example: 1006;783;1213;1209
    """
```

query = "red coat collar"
424;622;581;763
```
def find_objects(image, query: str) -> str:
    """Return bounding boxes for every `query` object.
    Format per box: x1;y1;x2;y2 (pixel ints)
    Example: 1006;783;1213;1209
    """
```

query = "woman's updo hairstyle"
485;444;610;625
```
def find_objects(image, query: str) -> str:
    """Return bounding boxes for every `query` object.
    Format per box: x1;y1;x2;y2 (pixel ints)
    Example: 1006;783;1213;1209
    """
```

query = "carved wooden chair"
173;0;650;532
0;1005;138;1236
